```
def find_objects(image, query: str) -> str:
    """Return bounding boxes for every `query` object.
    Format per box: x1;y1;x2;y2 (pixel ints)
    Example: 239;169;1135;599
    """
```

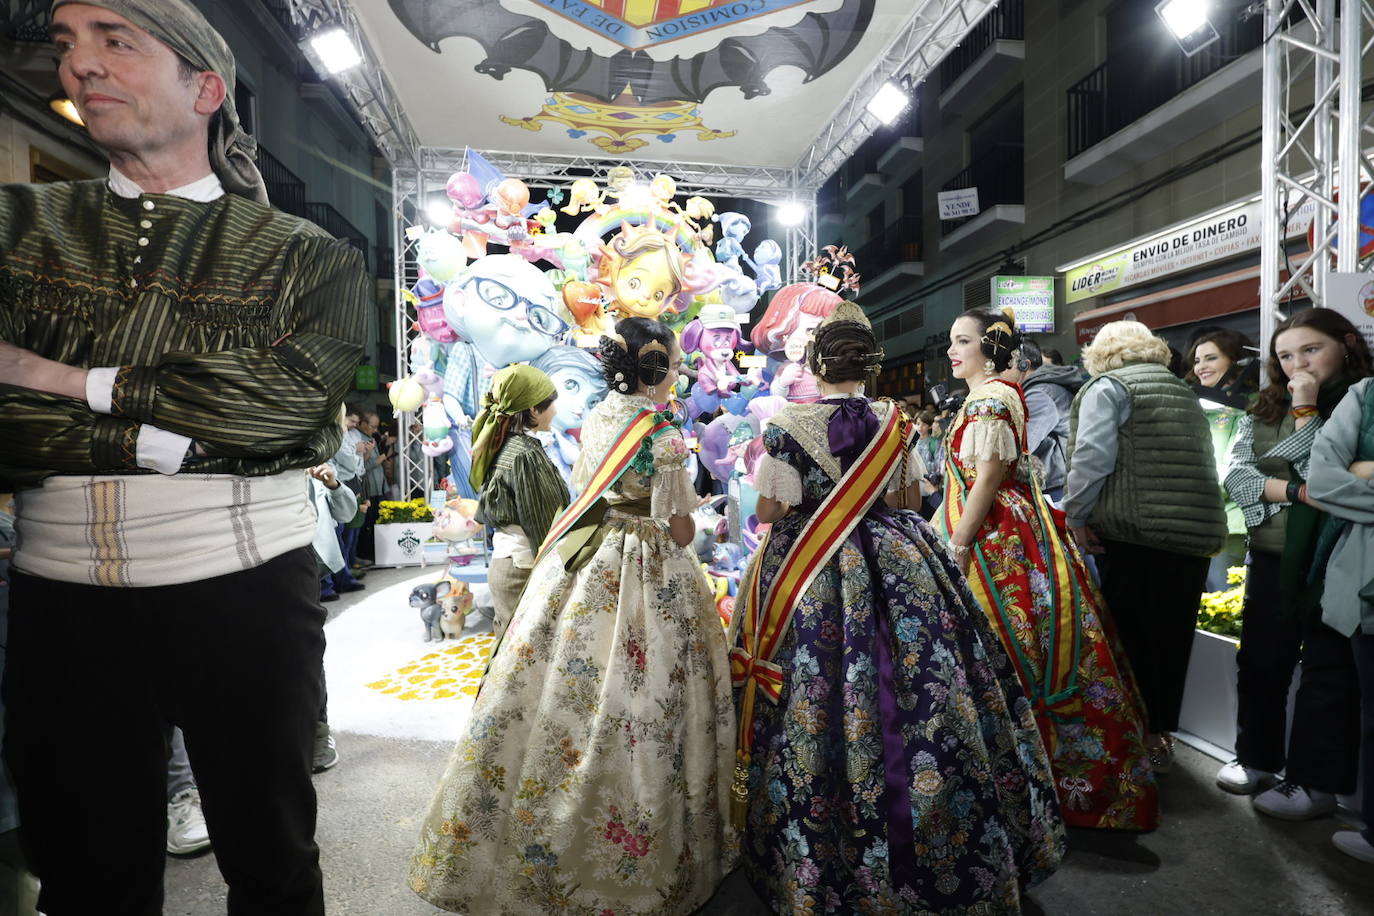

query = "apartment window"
235;81;257;136
866;206;884;241
901;172;922;219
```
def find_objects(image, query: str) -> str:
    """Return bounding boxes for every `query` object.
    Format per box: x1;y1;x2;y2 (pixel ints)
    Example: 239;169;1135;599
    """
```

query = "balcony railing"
940;144;1024;236
855;216;923;278
257;0;297;38
938;0;1024;90
256;146;307;218
305;202;370;269
1065;14;1267;159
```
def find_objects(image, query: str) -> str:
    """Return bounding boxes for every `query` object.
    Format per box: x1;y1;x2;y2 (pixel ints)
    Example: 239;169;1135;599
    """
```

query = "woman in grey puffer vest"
1063;320;1226;776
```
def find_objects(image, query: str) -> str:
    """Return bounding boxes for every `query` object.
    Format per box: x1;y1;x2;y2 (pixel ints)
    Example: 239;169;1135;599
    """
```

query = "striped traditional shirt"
476;433;570;565
1223;412;1324;529
0;176;367;584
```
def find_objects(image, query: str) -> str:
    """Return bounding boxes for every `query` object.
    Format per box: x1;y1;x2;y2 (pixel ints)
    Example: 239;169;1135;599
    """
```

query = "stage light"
425;198;452;226
1156;0;1221;56
308;27;362;75
48;93;84;126
865;80;910;126
777;202;806;227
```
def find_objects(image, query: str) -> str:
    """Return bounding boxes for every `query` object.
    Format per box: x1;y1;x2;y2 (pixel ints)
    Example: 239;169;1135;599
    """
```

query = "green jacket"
1067;362;1227;557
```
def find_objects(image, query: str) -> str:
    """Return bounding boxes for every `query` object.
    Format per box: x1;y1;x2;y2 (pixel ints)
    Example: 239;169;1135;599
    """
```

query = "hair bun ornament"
817;299;872;331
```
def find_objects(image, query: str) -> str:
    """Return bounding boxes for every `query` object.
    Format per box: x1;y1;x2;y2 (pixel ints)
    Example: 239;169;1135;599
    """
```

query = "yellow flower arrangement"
377;498;434;525
1196;566;1245;640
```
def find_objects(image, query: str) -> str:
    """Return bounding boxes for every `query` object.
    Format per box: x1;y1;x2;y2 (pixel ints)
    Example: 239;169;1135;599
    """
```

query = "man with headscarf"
0;3;367;913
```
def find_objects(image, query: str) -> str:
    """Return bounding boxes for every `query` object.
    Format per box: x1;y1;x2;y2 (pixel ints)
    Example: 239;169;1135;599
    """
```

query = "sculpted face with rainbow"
599;223;689;319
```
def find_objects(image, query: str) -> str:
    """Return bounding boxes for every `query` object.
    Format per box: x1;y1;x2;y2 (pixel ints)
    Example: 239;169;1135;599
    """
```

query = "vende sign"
938;187;980;220
1063;198;1317;304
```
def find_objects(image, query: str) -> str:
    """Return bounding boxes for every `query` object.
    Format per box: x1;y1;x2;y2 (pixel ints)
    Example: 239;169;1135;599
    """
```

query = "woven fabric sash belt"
555;497;654;574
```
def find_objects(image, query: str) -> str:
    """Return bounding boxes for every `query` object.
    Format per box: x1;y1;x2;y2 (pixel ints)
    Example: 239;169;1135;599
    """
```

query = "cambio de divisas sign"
991;276;1055;333
1063;197;1317;304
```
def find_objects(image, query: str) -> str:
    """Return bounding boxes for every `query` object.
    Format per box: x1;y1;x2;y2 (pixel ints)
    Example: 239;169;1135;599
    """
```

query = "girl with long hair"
1219;308;1373;815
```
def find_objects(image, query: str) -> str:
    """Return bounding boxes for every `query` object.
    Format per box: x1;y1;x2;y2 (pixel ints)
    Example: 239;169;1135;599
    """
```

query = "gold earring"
983;358;996;374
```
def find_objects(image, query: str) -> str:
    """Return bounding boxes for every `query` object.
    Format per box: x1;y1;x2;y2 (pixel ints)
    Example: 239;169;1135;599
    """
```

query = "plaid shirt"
1223;412;1324;529
0;180;367;488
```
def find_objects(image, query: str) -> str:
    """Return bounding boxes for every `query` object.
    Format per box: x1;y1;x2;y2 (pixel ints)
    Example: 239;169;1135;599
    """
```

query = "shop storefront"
1059;195;1315;352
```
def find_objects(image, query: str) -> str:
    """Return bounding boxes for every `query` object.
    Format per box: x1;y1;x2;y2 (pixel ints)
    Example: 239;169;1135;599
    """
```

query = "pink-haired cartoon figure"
749;281;844;403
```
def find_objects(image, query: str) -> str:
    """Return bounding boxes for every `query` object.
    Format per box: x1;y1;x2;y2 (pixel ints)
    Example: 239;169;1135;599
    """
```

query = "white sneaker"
166;788;211;855
312;722;339;773
1252;780;1338;821
1216;759;1278;795
1332;830;1374;864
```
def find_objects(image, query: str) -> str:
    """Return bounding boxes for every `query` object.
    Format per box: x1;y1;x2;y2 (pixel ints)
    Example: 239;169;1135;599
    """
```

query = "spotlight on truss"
1155;0;1221;56
307;27;363;75
866;78;912;126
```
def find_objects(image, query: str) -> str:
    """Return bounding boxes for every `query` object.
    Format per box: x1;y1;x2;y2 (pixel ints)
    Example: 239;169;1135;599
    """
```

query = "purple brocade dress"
734;398;1065;914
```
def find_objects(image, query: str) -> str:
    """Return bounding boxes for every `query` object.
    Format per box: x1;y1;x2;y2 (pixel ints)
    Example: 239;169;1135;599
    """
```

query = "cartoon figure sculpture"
749;239;783;294
604;165;635;200
681;302;748;416
416;229;467;284
561;177;602;216
751;281;844;404
410;579;453;642
431;497;482;543
594;222;694;320
714;212;751;272
441;254;571;419
530;345;607;479
648;174;678;213
411;277;458;343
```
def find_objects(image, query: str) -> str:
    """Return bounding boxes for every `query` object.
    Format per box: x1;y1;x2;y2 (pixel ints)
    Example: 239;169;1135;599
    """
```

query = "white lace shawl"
754;399;925;504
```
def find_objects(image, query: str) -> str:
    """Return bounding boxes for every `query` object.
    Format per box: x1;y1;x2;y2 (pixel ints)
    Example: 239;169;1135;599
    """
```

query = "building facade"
824;0;1337;398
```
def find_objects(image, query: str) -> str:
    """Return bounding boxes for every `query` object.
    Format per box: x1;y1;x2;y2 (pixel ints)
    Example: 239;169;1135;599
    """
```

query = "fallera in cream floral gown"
409;390;737;915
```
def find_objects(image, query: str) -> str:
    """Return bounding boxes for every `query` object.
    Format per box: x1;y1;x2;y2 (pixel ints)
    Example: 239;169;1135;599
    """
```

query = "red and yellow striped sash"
534;408;673;566
941;382;1081;713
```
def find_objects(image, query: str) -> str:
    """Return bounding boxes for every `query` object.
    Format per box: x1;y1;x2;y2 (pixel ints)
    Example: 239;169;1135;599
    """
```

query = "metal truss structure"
312;0;989;497
287;0;421;170
797;0;1000;187
0;0;50;42
1259;0;1374;352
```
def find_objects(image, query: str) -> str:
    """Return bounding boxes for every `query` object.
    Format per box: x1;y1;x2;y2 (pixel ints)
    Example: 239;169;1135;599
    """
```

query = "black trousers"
1097;538;1210;734
1353;631;1374;843
2;547;326;916
1234;550;1361;794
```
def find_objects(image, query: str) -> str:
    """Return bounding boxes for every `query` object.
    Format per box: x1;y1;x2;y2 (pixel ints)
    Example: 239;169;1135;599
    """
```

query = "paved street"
164;566;1374;915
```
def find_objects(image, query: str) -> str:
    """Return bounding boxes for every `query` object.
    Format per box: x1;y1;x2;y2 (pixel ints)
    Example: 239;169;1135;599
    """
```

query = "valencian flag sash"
729;405;913;825
941;380;1082;733
534;407;675;569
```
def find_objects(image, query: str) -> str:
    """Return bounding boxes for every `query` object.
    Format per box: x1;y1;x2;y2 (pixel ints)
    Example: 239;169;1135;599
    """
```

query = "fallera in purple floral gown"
735;397;1066;914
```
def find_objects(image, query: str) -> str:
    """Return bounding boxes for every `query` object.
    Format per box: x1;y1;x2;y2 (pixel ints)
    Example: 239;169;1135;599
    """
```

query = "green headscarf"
51;0;269;204
469;365;556;490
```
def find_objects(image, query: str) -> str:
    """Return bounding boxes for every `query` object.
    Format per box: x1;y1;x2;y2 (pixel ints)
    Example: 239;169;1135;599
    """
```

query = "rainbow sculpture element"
501;91;735;155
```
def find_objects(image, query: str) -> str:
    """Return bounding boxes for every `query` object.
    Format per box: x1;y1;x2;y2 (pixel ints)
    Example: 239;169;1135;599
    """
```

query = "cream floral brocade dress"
409;390;737;915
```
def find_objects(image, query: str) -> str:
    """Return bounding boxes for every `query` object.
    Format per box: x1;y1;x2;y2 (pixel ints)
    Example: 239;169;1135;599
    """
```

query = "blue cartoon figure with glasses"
441;254;572;419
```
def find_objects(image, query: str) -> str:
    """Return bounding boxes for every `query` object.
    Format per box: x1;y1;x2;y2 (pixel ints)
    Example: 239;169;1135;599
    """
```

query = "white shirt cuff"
84;366;119;414
136;425;192;475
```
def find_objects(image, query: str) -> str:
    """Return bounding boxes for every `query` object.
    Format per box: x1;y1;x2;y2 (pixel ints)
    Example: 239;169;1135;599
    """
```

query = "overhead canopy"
345;0;996;183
